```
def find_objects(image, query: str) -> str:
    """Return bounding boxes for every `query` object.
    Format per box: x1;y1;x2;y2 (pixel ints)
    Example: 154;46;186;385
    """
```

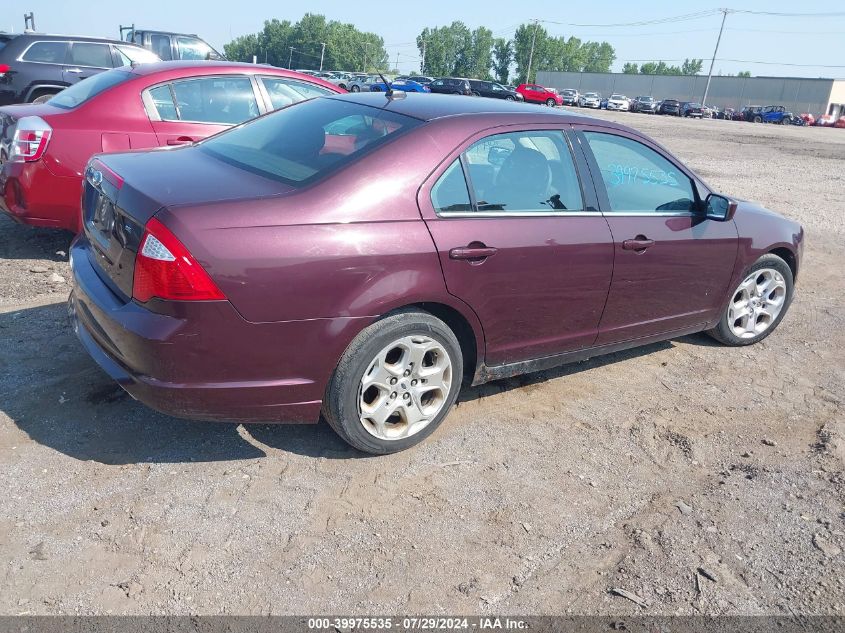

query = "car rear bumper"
68;236;368;424
0;159;82;232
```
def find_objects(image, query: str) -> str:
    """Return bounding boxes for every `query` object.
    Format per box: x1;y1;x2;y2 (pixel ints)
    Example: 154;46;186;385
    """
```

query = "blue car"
370;78;431;93
761;105;794;125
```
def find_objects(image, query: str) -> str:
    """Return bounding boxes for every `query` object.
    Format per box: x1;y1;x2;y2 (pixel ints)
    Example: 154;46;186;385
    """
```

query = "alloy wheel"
358;335;453;441
727;268;788;339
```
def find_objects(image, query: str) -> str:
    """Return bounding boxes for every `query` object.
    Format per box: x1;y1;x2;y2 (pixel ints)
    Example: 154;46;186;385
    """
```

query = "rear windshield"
49;69;132;109
199;98;423;186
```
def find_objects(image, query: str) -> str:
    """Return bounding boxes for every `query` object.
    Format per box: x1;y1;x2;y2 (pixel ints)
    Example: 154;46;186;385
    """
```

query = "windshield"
610;95;625;100
48;69;132;109
199;98;423;186
640;96;654;102
585;93;598;98
562;90;576;95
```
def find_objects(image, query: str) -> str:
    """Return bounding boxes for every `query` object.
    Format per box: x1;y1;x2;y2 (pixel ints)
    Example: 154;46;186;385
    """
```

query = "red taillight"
10;116;52;162
0;64;10;77
132;218;225;303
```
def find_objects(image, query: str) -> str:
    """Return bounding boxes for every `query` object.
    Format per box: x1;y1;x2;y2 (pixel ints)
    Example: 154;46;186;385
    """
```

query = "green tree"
417;22;473;76
468;27;494;79
492;38;512;84
224;14;387;72
513;22;548;83
681;58;704;75
581;41;615;72
622;62;639;74
737;70;752;78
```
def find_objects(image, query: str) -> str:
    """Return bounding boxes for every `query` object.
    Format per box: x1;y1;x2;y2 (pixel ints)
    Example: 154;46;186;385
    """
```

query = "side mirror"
704;193;737;221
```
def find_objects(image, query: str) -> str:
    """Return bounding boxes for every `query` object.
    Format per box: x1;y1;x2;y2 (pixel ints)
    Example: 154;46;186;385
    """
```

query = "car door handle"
166;137;194;146
65;67;83;74
622;237;655;251
449;246;498;260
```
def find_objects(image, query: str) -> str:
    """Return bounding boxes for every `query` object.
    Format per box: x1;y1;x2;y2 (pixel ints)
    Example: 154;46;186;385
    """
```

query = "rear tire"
708;254;794;346
754;115;762;123
350;85;360;92
323;310;463;455
28;88;60;104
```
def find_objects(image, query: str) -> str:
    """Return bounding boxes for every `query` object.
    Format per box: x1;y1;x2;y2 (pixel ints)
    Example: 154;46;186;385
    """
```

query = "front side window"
21;41;67;63
461;131;583;213
176;36;213;61
260;76;334;111
199;98;421;186
69;42;113;68
583;131;696;213
149;34;172;60
170;76;259;124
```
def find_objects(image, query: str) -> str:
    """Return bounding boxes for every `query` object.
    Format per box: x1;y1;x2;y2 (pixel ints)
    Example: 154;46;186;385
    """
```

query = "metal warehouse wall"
536;71;837;115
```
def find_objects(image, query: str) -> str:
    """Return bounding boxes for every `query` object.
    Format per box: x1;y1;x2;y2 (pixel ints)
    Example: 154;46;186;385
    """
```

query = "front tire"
708;254;794;346
323;310;463;454
545;98;556;107
350;85;360;92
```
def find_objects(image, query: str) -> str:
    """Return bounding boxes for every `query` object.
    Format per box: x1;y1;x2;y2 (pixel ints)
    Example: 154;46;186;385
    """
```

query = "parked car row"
0;62;804;454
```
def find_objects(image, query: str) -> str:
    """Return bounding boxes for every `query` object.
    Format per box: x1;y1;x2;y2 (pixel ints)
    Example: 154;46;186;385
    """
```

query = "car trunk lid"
81;146;294;301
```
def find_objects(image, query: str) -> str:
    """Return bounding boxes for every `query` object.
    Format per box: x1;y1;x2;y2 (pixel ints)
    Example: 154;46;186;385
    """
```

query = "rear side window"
199;98;422;186
149;84;177;120
49;69;131;109
21;41;67;63
150;34;172;60
583;132;695;213
169;76;259;124
464;131;583;212
69;42;113;68
260;76;334;111
431;160;472;213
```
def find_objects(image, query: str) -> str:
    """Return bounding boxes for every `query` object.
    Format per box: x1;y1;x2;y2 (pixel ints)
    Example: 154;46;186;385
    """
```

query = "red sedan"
516;83;563;106
0;61;342;232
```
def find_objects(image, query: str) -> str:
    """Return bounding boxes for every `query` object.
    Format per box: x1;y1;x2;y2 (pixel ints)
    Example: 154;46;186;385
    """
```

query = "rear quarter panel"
158;129;479;326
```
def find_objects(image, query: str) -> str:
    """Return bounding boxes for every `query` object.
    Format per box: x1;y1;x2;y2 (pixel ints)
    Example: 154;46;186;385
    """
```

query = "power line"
540;10;720;28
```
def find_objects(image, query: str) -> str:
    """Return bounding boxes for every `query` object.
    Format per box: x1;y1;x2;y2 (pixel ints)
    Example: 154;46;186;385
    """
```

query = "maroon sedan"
0;61;342;232
68;93;803;454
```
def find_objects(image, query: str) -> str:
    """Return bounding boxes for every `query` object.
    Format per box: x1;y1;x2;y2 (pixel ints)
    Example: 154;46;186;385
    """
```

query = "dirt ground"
0;111;843;617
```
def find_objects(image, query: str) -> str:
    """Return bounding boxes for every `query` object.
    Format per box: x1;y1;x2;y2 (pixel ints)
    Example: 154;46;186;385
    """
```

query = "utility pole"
394;52;400;73
525;19;540;84
363;43;370;72
319;42;326;71
702;8;729;107
288;46;294;69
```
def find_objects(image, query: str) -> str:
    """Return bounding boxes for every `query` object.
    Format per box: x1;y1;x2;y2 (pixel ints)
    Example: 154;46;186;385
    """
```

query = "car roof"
131;29;202;37
126;60;310;77
119;61;341;92
323;92;611;124
8;32;136;45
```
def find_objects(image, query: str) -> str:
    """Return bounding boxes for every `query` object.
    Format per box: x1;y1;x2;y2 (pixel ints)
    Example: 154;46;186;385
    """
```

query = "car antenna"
378;72;404;100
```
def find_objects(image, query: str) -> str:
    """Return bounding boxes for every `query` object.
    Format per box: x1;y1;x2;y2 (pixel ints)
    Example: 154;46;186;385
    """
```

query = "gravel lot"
0;111;843;616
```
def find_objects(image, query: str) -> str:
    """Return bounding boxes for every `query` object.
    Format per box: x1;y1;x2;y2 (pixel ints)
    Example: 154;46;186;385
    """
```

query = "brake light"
133;218;225;302
0;64;10;77
10;116;52;162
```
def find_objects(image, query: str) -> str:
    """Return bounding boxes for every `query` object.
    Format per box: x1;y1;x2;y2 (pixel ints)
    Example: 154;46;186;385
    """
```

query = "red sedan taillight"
10;116;52;162
133;218;225;302
0;64;10;78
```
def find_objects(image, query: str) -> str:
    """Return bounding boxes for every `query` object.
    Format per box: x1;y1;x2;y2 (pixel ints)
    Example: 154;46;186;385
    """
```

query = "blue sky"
11;0;845;78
